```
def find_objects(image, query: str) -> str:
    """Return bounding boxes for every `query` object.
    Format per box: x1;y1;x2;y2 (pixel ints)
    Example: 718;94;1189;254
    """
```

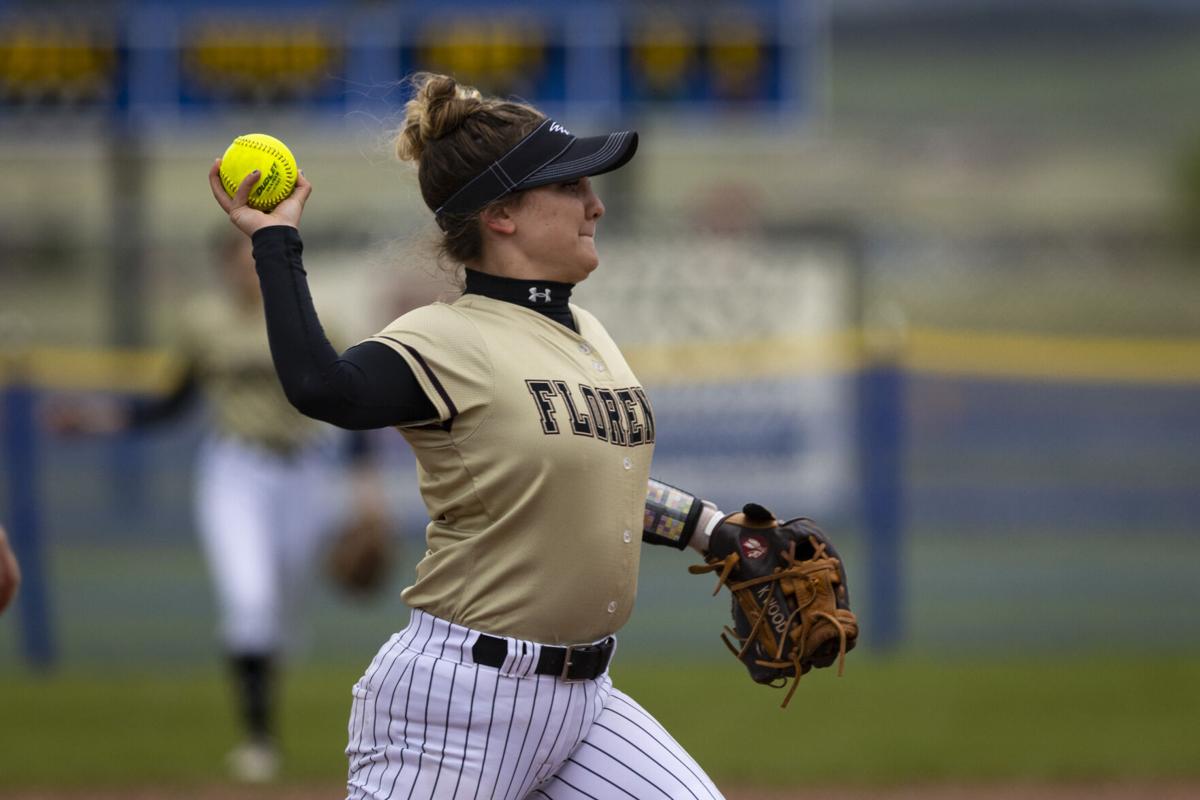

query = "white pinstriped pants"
346;609;725;800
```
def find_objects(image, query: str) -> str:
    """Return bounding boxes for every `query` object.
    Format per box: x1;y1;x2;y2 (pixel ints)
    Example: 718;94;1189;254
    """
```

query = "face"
507;176;606;283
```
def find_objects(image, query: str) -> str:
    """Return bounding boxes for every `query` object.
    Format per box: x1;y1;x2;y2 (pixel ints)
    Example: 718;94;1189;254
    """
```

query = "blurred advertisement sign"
0;16;119;107
0;1;821;121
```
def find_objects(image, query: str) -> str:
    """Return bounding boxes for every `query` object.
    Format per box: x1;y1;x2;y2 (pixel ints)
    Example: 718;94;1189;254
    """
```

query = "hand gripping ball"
218;133;298;211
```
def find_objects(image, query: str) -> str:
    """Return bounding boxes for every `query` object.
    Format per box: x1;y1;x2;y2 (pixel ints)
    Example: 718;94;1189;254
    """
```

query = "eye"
559;179;582;191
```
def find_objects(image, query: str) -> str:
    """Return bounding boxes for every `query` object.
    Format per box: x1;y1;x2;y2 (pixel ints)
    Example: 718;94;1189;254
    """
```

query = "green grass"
1;655;1198;790
623;655;1200;787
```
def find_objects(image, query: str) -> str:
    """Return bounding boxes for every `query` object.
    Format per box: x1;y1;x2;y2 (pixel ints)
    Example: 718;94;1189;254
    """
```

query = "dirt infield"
6;783;1200;800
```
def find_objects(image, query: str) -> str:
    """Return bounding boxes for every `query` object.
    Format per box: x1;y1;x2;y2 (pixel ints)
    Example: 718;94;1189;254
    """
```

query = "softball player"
49;233;358;783
210;72;729;799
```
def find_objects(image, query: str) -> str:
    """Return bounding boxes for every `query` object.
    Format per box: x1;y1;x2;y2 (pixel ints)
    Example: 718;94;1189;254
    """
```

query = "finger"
291;173;313;208
209;160;234;212
229;205;258;233
234;170;260;207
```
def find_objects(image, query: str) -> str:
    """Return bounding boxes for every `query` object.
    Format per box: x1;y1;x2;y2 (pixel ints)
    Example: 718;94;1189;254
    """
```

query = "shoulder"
364;300;494;407
366;301;494;366
375;300;478;338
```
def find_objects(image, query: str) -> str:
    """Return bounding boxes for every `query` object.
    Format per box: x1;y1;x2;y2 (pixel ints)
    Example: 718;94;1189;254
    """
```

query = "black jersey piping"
379;336;459;430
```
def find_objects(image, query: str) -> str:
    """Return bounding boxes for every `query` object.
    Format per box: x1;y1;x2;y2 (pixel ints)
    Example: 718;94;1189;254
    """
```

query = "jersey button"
606;601;617;614
622;457;632;470
592;361;605;372
623;529;632;543
578;343;592;354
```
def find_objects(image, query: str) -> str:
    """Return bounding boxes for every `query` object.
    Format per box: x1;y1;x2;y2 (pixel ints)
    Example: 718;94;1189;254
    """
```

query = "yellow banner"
0;347;178;393
5;328;1200;392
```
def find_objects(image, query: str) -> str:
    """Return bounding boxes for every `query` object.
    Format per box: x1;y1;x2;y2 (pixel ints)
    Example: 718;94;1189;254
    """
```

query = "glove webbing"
692;538;852;708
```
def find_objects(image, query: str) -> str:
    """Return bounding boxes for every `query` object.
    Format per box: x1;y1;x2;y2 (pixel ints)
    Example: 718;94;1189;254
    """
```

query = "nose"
583;177;605;220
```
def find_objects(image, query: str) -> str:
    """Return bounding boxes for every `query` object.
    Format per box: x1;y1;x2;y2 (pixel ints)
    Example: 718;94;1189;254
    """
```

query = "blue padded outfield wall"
3;333;1198;668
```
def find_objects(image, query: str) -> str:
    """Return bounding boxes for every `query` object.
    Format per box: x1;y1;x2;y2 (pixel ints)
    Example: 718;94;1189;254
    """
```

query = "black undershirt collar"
463;268;577;333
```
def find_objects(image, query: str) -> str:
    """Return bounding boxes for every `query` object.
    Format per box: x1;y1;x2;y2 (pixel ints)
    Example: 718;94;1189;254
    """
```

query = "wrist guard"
642;478;704;550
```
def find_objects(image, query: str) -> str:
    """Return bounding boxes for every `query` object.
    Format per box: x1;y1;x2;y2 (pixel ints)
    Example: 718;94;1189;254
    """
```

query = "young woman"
210;72;728;800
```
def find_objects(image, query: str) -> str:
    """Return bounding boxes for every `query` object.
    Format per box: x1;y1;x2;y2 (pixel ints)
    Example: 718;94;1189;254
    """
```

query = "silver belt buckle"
559;644;582;682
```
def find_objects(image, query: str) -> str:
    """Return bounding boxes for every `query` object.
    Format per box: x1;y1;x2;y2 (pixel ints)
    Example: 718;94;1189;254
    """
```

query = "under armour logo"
549;122;571;136
529;287;552;303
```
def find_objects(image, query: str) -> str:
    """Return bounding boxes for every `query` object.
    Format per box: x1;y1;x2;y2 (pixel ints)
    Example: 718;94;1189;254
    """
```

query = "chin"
567;260;597;284
581;240;600;266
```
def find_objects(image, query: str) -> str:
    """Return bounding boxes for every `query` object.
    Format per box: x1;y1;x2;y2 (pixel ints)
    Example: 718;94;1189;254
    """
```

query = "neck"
463;269;577;332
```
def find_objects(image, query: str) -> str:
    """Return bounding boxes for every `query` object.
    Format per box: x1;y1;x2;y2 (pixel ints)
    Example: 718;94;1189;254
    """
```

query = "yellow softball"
218;133;298;211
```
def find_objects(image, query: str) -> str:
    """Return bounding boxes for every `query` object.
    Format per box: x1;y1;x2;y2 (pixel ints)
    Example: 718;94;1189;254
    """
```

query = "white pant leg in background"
344;610;723;800
271;440;341;649
195;436;335;654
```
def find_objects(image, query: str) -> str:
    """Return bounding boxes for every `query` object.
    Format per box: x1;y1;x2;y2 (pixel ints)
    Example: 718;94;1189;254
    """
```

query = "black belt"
471;634;615;681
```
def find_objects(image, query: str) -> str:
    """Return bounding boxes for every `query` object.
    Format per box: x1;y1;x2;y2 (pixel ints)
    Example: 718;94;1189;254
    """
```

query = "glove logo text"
754;583;790;637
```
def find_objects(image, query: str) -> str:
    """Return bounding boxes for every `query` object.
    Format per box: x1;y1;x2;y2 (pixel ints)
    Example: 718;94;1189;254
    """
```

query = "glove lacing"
692;538;852;708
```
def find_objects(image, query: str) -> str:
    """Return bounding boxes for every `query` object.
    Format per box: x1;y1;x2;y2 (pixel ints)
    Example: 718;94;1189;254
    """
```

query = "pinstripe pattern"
344;611;723;800
534;690;724;800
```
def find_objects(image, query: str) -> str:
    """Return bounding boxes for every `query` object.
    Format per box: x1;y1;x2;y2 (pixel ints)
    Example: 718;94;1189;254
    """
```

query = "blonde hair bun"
391;71;543;264
396;72;484;162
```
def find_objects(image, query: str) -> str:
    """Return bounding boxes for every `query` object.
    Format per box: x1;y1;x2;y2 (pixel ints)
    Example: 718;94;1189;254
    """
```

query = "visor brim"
519;131;638;190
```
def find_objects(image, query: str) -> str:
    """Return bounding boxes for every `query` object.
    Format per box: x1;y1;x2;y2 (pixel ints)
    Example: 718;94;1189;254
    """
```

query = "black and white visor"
434;118;638;221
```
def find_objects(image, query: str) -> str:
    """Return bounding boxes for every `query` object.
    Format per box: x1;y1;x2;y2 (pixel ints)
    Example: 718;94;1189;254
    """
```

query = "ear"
480;203;517;235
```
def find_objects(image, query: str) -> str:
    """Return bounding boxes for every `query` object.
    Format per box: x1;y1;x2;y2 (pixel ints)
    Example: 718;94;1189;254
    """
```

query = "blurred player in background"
48;231;383;783
211;72;730;799
0;523;21;615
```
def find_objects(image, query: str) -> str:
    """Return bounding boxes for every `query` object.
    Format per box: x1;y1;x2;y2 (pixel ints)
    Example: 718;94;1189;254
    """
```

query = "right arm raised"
209;162;437;430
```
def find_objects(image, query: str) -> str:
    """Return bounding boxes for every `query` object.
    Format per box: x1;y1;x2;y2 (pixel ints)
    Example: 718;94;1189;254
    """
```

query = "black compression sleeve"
250;226;438;429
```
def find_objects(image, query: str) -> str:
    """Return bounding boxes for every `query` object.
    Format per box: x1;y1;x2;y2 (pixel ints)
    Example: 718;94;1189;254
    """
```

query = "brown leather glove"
690;503;858;707
326;510;394;598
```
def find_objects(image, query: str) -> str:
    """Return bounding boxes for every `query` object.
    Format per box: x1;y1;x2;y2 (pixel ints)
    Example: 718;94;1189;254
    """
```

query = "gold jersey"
365;295;656;645
179;295;324;454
